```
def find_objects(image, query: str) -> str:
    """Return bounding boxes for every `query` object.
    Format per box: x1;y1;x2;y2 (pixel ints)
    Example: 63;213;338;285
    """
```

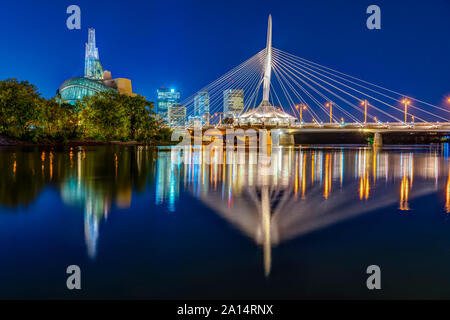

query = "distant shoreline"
0;135;174;147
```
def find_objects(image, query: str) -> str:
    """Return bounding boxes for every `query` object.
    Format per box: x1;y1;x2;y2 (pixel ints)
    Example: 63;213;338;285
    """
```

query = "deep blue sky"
0;0;448;106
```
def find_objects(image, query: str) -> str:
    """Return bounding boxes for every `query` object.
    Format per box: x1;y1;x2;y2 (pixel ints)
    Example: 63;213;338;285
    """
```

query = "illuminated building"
223;89;244;118
187;115;203;127
168;104;186;127
84;28;104;80
194;91;210;125
157;87;180;122
57;28;136;105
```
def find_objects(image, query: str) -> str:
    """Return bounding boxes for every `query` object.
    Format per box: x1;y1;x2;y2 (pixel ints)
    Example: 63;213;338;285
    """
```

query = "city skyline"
0;0;448;111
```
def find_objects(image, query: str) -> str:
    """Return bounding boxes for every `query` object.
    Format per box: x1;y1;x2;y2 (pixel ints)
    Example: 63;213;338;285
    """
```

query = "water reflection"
0;146;156;259
166;146;449;276
0;145;449;275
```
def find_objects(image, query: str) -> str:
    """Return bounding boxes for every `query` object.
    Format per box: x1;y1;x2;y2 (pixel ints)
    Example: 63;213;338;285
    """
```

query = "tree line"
0;78;172;143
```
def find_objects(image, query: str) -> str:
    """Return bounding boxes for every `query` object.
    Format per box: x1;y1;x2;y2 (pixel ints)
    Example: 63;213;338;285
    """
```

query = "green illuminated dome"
58;77;114;105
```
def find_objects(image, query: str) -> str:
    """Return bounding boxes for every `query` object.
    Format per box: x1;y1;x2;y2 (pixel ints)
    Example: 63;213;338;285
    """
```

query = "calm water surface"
1;145;450;299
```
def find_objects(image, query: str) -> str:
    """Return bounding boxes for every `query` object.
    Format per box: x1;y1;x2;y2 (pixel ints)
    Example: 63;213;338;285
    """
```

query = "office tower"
223;89;244;118
194;91;210;125
157;87;180;122
168;104;186;127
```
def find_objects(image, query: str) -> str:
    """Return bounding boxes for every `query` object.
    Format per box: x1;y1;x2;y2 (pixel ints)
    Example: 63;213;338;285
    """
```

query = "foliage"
223;117;235;125
0;78;170;144
78;90;167;142
0;78;42;138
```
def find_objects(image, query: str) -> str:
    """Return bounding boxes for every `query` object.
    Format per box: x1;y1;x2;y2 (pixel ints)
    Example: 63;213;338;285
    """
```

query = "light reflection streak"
172;146;448;277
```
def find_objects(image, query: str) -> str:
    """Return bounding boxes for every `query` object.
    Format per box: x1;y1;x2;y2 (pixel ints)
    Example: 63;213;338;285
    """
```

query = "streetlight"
325;102;333;124
296;104;307;123
401;98;411;123
360;99;369;124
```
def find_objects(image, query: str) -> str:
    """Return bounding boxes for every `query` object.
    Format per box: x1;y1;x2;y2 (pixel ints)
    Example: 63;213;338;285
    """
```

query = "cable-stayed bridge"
179;15;450;145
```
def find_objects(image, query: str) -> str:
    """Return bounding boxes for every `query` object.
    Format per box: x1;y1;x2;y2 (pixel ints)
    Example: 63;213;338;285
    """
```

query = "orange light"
303;105;307;110
447;97;450;104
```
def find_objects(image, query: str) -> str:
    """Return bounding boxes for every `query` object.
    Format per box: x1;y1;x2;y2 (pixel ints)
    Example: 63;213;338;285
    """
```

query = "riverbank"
0;135;174;147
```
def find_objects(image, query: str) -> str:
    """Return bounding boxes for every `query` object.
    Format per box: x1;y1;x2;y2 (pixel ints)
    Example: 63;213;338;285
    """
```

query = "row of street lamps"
295;97;450;125
208;97;450;126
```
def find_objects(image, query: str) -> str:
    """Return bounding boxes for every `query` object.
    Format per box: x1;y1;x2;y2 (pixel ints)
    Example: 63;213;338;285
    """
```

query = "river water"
1;145;450;299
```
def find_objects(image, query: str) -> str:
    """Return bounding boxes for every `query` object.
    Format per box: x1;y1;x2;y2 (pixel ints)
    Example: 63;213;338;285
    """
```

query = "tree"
78;90;169;142
126;94;159;141
223;117;235;125
78;90;130;140
34;98;79;140
0;78;42;138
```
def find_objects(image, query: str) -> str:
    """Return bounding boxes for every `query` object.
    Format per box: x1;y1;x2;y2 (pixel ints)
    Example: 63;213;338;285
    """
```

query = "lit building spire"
84;28;104;80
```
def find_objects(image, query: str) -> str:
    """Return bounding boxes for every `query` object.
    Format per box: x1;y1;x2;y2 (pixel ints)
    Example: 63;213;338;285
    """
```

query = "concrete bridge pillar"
278;132;295;146
269;130;295;146
373;132;383;148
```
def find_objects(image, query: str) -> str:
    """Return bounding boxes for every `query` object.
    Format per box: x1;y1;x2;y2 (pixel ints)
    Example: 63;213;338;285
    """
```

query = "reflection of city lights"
49;152;53;180
359;173;370;200
400;176;410;211
294;153;299;197
324;154;331;199
41;151;45;173
302;153;306;199
69;147;74;168
446;170;450;214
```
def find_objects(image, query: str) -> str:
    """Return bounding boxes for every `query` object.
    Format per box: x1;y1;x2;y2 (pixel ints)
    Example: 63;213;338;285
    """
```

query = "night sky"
0;0;448;107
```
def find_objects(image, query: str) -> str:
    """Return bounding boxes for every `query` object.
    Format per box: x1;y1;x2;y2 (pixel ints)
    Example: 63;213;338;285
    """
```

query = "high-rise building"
84;28;104;80
194;91;210;125
223;89;244;118
188;116;203;127
168;104;186;128
157;88;180;122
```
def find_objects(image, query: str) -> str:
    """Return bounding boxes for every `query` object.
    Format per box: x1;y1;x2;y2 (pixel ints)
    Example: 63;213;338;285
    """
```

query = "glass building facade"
168;104;186;128
85;28;104;80
57;28;125;105
223;89;244;118
194;91;210;126
157;88;180;122
58;77;114;105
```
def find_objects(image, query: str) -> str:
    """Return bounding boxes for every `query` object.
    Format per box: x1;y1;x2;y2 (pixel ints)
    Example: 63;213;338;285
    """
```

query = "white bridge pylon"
180;15;449;127
262;14;272;102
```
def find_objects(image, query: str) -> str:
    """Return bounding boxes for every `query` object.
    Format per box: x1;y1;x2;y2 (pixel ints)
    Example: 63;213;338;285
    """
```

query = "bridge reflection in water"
160;145;450;276
2;145;450;277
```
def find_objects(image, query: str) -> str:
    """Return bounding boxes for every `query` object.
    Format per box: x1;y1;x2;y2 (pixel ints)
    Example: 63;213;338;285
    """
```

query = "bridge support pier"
373;132;383;148
279;133;294;146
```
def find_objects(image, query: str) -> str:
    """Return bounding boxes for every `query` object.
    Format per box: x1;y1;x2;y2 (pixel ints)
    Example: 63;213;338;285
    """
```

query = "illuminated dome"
57;77;114;105
238;100;297;126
